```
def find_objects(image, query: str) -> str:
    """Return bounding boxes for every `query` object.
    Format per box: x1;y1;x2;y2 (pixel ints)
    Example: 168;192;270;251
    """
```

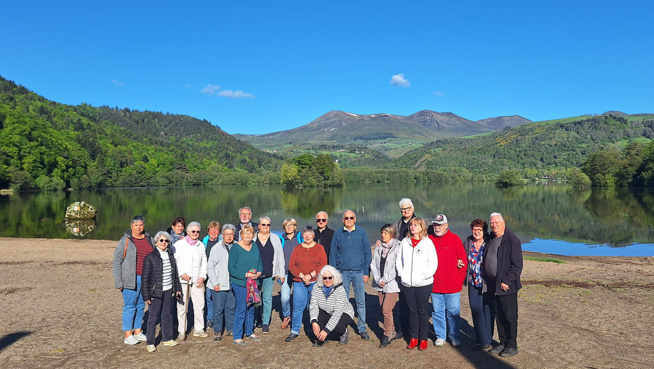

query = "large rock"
65;201;97;220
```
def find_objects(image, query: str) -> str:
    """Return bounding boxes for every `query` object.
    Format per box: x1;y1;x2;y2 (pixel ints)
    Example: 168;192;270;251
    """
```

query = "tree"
495;170;525;188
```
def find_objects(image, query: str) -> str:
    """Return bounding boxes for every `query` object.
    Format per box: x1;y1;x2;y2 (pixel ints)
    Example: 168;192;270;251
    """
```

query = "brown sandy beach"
1;238;653;369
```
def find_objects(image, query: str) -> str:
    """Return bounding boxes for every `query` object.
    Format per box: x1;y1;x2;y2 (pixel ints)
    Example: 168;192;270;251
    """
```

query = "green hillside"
392;114;654;177
0;76;283;190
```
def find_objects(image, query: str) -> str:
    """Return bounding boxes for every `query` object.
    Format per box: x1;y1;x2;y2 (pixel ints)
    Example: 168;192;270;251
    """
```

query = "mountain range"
236;110;531;148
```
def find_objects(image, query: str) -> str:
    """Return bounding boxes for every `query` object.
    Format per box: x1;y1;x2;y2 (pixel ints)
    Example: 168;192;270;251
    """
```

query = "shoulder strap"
123;238;129;258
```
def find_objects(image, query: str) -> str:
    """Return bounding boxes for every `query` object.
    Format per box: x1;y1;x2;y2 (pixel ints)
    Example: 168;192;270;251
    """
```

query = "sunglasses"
158;239;170;243
322;276;333;280
189;230;200;234
316;219;327;223
343;217;354;220
260;224;271;227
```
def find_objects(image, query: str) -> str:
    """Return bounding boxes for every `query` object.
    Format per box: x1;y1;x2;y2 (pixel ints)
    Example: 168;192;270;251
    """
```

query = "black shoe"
393;330;403;341
489;344;506;355
339;329;349;345
359;331;370;340
262;325;270;334
256;322;263;329
207;320;214;329
312;340;324;347
379;335;392;348
213;332;222;341
225;331;233;337
472;343;492;350
285;333;299;342
499;346;519;357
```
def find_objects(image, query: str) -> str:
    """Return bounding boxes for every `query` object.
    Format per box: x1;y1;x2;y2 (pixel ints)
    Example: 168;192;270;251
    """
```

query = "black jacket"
486;228;523;296
142;248;183;301
314;226;334;263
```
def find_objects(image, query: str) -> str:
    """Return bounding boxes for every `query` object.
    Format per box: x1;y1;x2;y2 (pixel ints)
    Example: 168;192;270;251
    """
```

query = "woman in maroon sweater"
285;226;327;342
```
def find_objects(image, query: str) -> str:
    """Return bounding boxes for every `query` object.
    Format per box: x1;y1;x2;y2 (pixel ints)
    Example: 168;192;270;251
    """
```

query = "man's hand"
214;285;220;291
501;282;509;292
457;259;465;269
363;275;369;283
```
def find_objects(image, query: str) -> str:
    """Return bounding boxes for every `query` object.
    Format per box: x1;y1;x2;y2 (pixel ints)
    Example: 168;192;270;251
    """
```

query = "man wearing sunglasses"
329;210;372;340
314;211;334;263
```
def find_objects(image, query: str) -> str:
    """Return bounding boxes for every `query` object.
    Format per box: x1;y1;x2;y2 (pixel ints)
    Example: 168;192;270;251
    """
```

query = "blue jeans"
261;277;274;325
205;287;213;324
121;275;145;331
211;289;236;333
278;274;291;318
468;285;494;345
431;292;461;341
232;284;255;340
341;270;367;333
291;281;314;335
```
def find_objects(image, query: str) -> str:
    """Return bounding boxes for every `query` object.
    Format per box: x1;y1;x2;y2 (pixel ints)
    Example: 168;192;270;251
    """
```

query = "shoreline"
1;237;653;368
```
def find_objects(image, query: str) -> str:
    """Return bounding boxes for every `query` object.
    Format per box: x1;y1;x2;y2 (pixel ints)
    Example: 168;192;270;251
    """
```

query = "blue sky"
2;1;652;135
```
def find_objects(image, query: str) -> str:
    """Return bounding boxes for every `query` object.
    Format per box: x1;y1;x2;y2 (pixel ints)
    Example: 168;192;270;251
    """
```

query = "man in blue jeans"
329;209;372;340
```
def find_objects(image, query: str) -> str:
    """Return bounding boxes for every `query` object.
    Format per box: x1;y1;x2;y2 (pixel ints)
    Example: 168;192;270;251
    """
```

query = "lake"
1;183;654;257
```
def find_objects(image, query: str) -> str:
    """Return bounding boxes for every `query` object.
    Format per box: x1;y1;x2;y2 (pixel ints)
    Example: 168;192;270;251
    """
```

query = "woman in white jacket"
396;217;438;351
253;216;286;333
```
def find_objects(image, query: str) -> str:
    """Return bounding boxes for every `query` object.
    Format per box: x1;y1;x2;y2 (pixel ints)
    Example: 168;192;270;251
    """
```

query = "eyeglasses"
316;219;327;223
260;224;270;227
472;228;483;232
158;239;170;243
189;230;200;234
322;276;333;280
343;217;354;220
401;207;413;212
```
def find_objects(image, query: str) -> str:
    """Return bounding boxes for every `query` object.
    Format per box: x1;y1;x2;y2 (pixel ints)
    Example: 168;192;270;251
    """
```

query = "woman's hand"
318;330;328;341
302;274;312;284
379;280;386;287
277;276;285;284
181;273;191;282
196;277;205;287
214;284;220;291
146;299;152;305
312;322;321;337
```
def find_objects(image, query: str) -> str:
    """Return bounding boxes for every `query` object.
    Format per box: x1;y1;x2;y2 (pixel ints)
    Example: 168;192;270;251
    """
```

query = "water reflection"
0;184;653;256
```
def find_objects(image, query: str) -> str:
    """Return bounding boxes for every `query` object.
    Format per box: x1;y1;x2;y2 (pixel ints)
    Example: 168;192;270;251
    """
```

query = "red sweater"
429;231;466;293
289;243;327;283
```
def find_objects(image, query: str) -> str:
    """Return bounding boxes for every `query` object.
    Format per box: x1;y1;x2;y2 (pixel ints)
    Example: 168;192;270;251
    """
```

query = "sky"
1;1;653;135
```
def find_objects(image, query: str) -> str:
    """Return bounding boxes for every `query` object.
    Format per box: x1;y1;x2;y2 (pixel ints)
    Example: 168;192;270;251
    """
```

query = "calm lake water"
2;183;654;257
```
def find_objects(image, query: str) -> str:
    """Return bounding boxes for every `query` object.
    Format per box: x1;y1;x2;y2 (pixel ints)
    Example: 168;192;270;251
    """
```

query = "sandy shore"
1;238;653;369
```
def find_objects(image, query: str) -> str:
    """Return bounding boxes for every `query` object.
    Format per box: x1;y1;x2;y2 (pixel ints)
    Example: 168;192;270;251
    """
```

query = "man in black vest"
235;206;258;241
314;211;334;263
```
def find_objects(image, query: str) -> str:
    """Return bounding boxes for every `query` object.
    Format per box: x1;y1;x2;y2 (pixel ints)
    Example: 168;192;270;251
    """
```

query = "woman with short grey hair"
308;265;354;346
142;231;182;351
371;224;401;348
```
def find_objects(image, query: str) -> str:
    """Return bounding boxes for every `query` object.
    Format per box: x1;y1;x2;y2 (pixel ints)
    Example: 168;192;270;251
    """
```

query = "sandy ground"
1;238;653;369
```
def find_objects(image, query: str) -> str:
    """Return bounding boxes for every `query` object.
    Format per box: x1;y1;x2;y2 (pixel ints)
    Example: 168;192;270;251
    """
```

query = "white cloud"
433;91;446;96
217;90;255;99
201;84;221;94
390;73;410;87
111;79;125;88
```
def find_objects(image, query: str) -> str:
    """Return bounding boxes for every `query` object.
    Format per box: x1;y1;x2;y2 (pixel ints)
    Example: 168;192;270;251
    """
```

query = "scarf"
185;235;200;247
246;269;262;307
380;239;396;258
322;285;334;298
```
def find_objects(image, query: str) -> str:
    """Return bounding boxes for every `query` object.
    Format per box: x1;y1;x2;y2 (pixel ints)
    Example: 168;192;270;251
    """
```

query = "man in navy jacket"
330;209;372;340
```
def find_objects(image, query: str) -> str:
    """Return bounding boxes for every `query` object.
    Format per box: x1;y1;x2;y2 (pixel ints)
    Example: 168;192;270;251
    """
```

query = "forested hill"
392;114;654;177
0;76;282;189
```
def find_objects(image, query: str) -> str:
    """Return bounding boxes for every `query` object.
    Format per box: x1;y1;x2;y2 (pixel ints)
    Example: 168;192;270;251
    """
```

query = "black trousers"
314;309;352;340
401;284;433;341
495;292;518;348
146;291;175;345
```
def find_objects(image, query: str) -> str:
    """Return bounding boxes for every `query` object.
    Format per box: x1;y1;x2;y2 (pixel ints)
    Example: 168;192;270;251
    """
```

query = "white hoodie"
396;236;438;287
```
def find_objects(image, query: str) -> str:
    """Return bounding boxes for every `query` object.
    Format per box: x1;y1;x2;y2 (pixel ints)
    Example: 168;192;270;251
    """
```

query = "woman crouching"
309;265;354;347
142;231;182;352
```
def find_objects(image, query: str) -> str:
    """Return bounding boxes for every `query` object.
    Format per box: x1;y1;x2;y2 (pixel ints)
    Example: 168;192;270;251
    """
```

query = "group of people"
112;200;523;358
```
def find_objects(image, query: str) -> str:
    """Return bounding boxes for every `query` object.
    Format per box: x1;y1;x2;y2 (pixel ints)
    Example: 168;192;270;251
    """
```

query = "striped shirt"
160;249;173;291
309;284;355;333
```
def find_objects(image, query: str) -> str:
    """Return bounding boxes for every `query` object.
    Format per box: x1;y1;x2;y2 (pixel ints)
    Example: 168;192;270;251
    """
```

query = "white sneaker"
124;335;139;345
193;330;208;338
146;344;156;352
434;338;445;347
134;332;147;342
162;340;178;347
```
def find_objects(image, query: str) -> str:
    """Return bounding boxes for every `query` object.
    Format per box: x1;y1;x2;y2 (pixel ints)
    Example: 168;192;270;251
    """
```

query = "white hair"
315;265;343;287
316;211;329;220
186;221;201;232
490;212;504;221
399;198;413;208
